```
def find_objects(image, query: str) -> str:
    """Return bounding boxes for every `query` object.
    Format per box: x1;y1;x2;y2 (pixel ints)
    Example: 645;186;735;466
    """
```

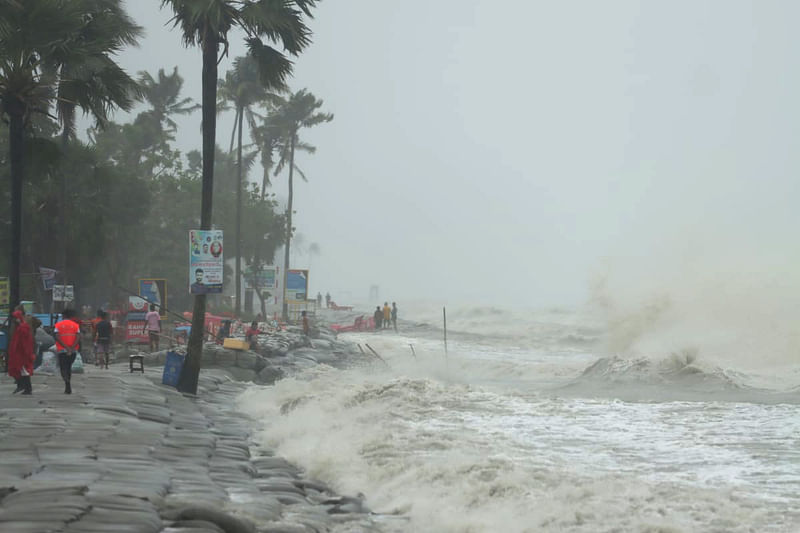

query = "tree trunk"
228;107;239;154
261;166;268;201
178;33;218;395
58;128;69;310
8;107;24;316
281;131;296;322
235;104;243;315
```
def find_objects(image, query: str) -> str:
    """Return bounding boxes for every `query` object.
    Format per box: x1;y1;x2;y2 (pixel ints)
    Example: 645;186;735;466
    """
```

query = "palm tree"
161;0;318;394
270;89;333;321
0;0;139;314
218;54;284;314
54;0;142;289
138;66;200;142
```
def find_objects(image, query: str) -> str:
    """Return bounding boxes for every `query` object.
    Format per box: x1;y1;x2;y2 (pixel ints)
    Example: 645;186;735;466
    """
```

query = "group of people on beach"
374;302;398;331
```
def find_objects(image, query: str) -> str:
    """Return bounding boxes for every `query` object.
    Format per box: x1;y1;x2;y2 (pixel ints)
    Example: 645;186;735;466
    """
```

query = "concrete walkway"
0;364;380;533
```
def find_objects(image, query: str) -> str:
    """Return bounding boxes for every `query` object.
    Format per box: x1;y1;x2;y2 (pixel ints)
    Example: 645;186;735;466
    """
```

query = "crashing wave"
575;349;752;391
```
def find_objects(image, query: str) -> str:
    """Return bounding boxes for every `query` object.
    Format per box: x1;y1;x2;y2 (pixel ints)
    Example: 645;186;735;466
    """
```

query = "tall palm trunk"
228;108;239;154
281;131;296;322
178;32;218;395
252;164;270;319
235;103;243;315
8;103;24;320
58;127;70;310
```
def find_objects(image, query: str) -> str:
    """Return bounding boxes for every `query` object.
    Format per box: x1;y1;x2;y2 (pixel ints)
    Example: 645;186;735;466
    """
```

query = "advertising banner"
53;285;75;302
139;278;167;317
39;267;57;290
286;269;309;303
126;295;149;343
245;266;276;290
189;230;224;294
125;320;148;343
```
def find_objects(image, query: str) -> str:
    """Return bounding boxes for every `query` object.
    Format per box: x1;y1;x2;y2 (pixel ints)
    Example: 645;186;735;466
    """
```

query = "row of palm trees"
0;0;331;394
219;62;333;319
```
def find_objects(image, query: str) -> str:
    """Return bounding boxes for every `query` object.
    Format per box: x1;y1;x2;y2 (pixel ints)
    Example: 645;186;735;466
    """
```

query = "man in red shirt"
54;308;81;394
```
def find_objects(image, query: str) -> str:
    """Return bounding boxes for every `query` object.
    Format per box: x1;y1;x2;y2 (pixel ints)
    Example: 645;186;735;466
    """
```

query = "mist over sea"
238;303;800;532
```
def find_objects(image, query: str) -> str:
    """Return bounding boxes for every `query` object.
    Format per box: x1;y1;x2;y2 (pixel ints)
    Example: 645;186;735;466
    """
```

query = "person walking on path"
383;302;391;329
8;310;34;395
145;304;161;353
391;302;398;332
373;306;383;330
316;292;322;307
53;308;81;394
325;292;331;308
90;309;104;365
94;311;113;369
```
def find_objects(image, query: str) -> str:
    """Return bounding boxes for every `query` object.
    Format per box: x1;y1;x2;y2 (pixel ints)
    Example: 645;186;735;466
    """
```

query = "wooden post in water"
443;306;448;357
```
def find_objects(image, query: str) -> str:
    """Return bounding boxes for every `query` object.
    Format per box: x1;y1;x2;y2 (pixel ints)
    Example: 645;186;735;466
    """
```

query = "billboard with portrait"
189;230;224;294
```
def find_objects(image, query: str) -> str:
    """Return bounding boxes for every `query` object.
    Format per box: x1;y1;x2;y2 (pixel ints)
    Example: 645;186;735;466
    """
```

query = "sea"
237;302;800;532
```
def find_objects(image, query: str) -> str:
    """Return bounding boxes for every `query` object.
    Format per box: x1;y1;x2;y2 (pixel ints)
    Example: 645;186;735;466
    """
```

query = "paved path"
0;364;380;533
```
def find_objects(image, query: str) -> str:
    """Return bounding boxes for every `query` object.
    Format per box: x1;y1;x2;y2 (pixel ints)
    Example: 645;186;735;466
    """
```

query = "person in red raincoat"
7;310;34;395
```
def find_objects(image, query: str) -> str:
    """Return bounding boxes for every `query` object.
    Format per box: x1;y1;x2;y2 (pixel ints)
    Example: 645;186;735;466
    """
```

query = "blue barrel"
162;351;185;387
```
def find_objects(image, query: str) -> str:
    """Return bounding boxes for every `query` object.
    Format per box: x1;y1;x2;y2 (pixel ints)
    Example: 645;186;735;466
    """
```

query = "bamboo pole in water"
443;306;448;357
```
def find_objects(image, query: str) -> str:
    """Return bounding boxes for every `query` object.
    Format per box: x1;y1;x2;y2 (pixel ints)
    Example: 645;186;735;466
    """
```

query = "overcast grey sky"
112;1;800;308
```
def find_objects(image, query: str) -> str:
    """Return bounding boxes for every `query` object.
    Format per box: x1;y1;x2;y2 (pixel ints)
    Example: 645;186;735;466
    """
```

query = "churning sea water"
237;304;800;532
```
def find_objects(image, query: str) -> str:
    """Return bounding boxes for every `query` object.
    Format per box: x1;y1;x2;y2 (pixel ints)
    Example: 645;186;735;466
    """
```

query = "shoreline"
0;356;383;532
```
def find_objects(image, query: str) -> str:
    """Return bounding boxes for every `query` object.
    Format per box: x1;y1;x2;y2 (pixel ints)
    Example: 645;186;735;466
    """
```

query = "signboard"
286;269;309;303
126;296;149;343
39;267;57;290
53;285;74;302
125;320;148;343
139;278;167;317
189;229;224;294
0;278;7;310
127;295;149;316
245;266;276;290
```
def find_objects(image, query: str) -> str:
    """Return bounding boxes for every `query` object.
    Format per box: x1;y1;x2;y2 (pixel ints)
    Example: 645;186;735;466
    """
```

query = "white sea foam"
238;308;800;532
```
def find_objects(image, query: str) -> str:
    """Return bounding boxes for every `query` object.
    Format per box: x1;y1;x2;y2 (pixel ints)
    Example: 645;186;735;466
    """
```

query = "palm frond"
244;37;292;91
237;0;313;55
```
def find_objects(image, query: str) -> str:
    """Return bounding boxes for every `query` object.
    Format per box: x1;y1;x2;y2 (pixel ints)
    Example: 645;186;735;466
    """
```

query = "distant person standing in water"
374;306;383;330
145;304;161;352
382;302;391;329
391;302;398;332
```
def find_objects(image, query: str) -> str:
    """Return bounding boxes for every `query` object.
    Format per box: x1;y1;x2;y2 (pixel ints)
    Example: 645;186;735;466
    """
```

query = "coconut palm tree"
0;0;139;314
218;54;285;314
270;89;333;320
138;66;200;140
161;0;318;394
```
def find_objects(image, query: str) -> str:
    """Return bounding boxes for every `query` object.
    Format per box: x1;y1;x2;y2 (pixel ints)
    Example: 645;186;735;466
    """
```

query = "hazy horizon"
99;0;800;309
